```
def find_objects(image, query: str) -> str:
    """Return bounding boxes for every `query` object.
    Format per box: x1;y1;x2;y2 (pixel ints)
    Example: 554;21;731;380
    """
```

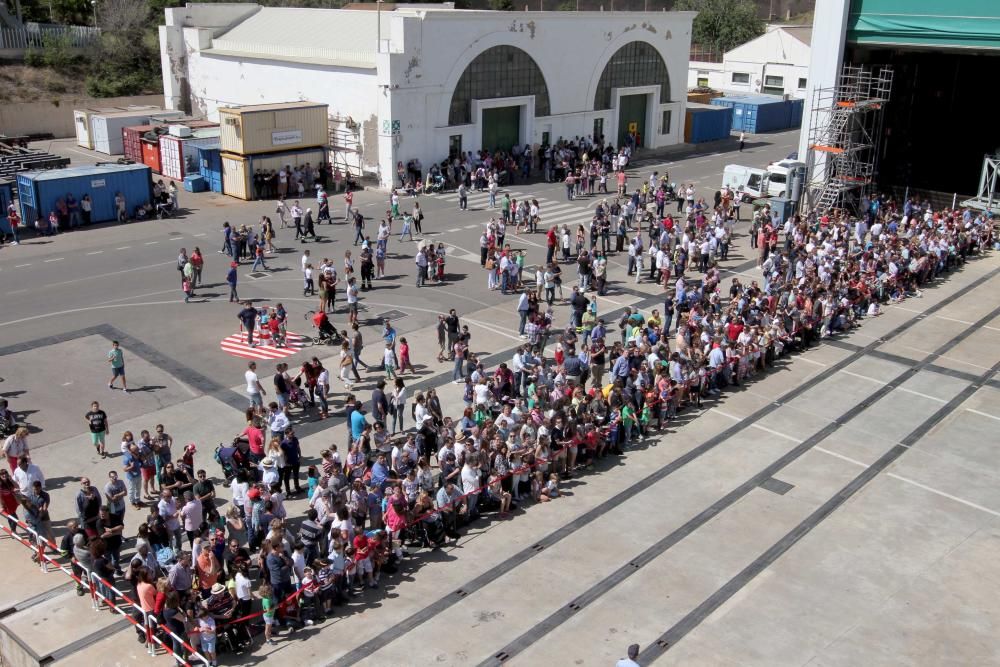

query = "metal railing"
0;510;208;666
0;22;101;50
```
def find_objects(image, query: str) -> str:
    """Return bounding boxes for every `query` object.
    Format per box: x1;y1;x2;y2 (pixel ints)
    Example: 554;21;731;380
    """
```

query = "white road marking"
840;369;947;403
447;228;460;233
62;382;72;386
966;408;1000;423
797;357;827;367
44;257;65;262
193;233;207;237
814;446;1000;519
116;246;131;250
15;263;31;268
463;224;478;229
86;250;104;255
145;241;159;245
718;407;1000;518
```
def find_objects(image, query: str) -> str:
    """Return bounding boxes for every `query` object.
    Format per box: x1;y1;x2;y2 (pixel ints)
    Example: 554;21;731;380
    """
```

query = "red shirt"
353;534;370;561
242;426;264;456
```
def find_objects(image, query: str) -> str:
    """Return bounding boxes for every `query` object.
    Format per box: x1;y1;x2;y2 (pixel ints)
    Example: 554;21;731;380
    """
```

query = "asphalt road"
0;130;799;392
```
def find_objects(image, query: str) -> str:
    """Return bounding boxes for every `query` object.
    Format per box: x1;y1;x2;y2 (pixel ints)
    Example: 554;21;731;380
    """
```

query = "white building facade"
688;25;811;99
160;5;694;189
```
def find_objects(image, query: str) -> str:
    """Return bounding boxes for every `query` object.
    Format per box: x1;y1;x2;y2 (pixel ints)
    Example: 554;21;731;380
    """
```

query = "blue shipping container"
17;164;152;226
789;98;804;127
685;106;733;143
711;94;797;133
0;179;13;235
196;144;223;193
184;175;207;193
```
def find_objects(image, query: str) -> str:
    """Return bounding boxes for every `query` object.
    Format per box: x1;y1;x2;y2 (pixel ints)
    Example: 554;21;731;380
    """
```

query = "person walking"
85;401;109;458
238;302;258;348
415;249;428;288
227;262;239;302
458;182;468;211
739;131;745;152
291;201;304;240
107;341;128;393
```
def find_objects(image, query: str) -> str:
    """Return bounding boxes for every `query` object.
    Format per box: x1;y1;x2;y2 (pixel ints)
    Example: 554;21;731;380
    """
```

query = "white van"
722;164;767;202
764;159;806;198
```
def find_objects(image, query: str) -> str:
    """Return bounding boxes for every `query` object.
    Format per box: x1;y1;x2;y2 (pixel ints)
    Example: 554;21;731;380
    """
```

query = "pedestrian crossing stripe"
220;331;307;360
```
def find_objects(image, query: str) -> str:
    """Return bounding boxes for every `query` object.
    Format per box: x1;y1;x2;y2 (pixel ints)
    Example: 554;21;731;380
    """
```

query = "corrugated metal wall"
219;103;329;155
17;165;152;224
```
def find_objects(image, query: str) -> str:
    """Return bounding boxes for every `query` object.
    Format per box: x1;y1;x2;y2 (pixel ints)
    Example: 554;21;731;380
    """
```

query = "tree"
673;0;764;54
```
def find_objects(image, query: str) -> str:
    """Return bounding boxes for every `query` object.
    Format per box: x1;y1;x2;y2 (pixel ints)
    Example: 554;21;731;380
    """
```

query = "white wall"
798;0;851;191
376;10;693;189
162;6;694;190
688;28;811;99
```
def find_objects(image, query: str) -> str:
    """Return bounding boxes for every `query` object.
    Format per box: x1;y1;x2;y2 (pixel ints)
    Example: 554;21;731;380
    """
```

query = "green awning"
847;0;1000;49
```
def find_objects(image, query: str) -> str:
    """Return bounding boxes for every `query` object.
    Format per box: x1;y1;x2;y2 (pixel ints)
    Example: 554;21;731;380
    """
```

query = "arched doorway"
594;41;671;148
449;45;551;152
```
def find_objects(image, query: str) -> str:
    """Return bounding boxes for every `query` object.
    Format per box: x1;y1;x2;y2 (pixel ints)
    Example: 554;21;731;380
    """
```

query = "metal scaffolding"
329;113;364;178
959;155;1000;212
804;65;893;215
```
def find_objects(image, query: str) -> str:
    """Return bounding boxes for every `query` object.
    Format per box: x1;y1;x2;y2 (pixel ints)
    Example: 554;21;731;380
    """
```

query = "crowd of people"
1;129;996;664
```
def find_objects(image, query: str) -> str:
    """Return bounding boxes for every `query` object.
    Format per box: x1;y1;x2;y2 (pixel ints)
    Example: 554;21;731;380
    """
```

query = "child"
531;470;545;502
306;466;320;499
182;277;193;303
196;607;217;666
259;581;276;645
541;473;560;501
383;342;397;380
398;337;415;374
303;263;315;296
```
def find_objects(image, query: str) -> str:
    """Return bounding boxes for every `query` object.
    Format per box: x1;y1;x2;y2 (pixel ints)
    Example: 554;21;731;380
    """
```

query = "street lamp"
91;0;97;28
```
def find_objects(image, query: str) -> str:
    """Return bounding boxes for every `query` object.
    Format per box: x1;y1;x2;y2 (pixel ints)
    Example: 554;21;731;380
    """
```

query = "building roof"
218;101;327;114
206;8;387;69
19;163;150;182
773;25;811;46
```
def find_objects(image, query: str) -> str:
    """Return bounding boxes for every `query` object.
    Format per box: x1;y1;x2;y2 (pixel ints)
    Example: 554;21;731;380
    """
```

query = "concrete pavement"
3;129;999;666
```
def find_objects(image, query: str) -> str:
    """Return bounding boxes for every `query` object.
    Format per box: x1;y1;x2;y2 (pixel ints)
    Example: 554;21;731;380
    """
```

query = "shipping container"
184;175;207;193
684;103;733;143
141;140;162;174
16;163;152;226
221;153;251;200
122;125;158;165
687;91;722;105
91;109;185;155
789;98;804;127
0;179;14;236
197;144;223;193
159;129;223;181
710;95;799;133
218;102;329;155
221;147;327;200
73;107;127;149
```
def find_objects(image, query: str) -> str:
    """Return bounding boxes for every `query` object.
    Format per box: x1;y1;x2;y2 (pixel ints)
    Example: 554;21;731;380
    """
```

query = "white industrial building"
689;25;811;99
159;4;694;189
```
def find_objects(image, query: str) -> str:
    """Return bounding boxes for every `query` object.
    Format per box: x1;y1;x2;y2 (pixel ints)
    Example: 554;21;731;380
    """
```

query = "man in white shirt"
616;643;641;667
461;457;480;519
13;456;44;494
245;361;265;410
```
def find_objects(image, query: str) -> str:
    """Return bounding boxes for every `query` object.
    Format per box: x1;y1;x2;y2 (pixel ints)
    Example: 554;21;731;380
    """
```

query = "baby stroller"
426;173;445;194
215;443;239;483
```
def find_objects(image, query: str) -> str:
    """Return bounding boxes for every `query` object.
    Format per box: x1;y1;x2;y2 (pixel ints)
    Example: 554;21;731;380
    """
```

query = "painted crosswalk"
220;331;307;360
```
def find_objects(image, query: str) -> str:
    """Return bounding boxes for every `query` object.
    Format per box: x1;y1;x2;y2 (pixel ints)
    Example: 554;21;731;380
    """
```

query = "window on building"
593;41;671;111
661;109;672;135
541;131;550;146
697;75;709;88
593;118;604;142
798;77;807;89
731;72;750;84
448;46;551;126
762;74;784;95
449;135;462;159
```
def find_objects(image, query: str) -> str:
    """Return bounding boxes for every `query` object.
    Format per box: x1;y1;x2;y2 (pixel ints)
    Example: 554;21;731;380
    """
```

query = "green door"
618;94;648;148
482;106;520;152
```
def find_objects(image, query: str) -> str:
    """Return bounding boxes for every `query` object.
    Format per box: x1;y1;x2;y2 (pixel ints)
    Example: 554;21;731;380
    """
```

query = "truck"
764;159;806;199
722;159;806;202
722;164;767;202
